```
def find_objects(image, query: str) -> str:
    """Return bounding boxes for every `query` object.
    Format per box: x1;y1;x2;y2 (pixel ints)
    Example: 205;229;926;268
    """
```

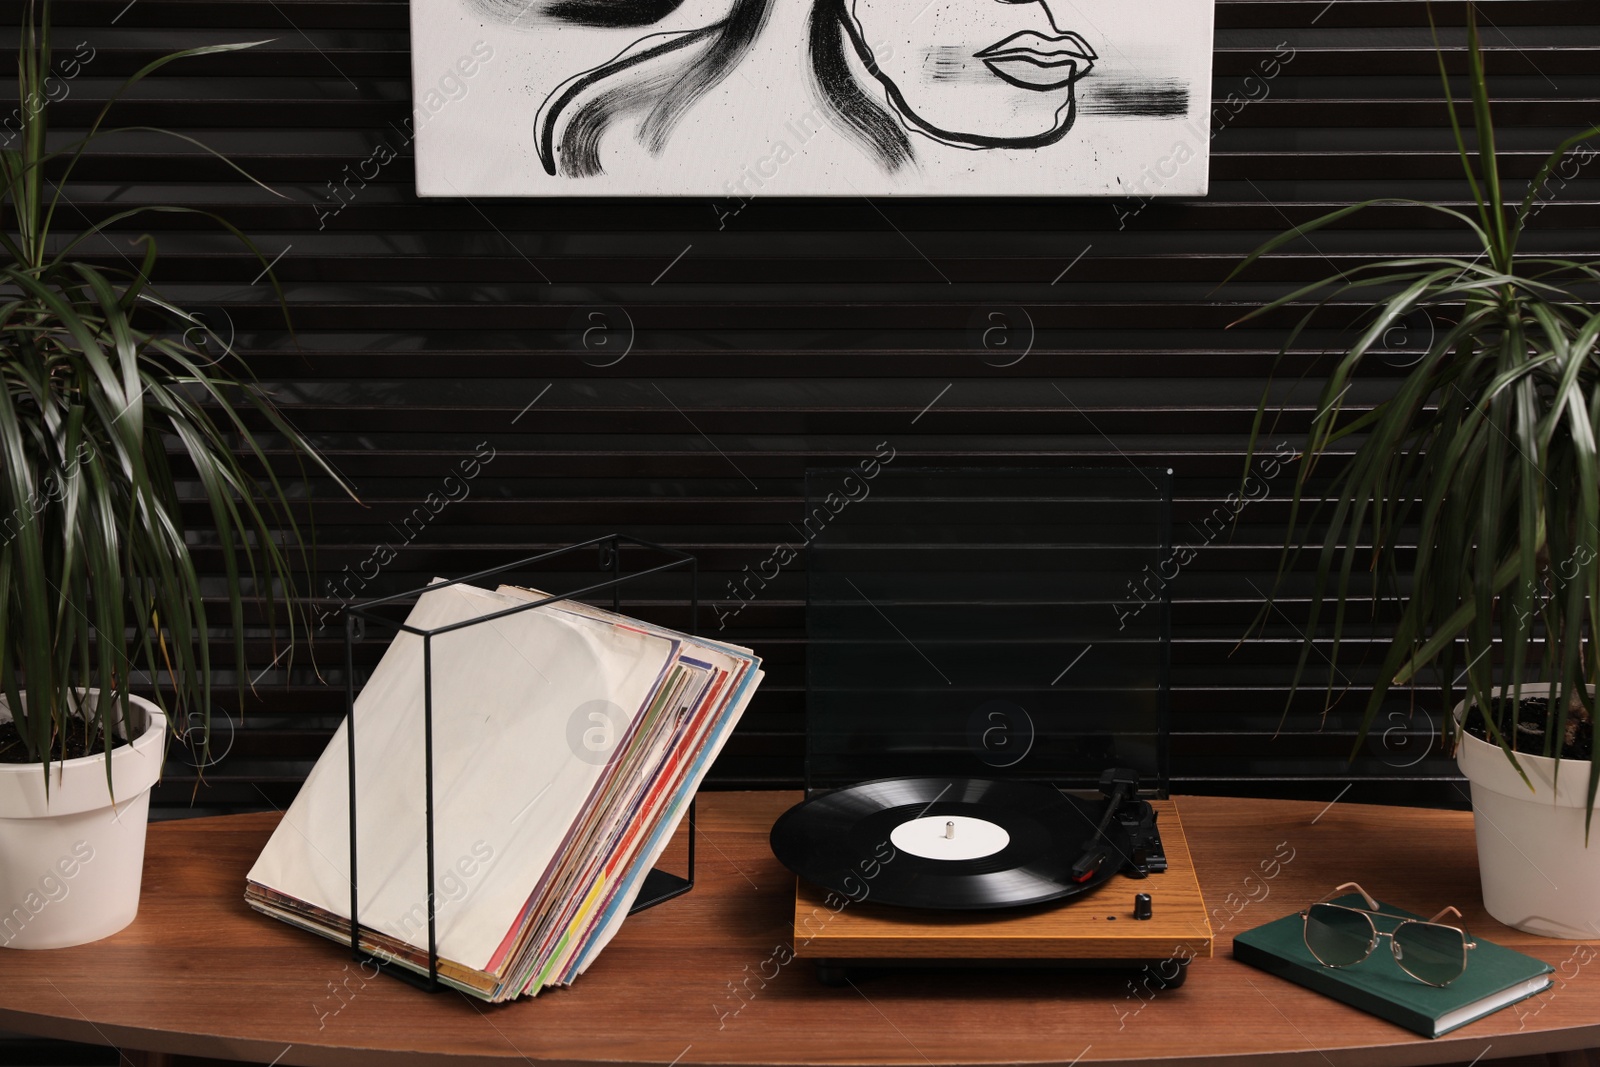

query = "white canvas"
410;0;1215;197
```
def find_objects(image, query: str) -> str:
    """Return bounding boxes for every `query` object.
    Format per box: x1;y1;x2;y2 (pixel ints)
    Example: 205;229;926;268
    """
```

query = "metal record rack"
341;534;700;992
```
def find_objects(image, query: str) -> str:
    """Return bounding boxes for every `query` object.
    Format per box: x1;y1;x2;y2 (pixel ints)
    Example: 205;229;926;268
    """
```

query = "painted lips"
975;30;1096;90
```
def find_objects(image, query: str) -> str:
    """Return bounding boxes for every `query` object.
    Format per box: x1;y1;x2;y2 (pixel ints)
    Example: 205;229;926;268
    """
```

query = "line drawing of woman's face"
843;0;1096;149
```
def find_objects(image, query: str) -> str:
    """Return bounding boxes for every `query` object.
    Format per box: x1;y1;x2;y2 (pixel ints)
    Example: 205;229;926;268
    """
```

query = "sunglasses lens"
1394;922;1467;985
1305;904;1372;966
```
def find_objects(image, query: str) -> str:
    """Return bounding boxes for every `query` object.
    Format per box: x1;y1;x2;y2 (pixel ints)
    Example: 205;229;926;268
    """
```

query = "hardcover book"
1233;894;1553;1038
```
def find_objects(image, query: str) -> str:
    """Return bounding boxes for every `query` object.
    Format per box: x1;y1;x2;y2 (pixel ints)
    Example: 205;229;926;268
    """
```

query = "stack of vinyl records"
246;580;762;1001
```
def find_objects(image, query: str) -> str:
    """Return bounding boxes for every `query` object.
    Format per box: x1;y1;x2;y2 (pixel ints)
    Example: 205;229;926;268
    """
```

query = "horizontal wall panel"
69;48;1600;80
44;98;1600;129
5;0;1595;820
67;199;1600;232
27;0;1596;30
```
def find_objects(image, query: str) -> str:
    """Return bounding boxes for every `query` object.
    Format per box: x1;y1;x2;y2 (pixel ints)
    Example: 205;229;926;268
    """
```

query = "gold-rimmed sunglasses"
1300;882;1478;987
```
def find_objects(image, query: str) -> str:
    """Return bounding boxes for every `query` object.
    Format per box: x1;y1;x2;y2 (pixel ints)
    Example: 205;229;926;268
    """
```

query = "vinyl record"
769;776;1130;910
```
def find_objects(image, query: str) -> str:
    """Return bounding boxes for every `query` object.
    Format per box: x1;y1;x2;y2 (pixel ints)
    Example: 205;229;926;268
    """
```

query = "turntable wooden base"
791;797;1213;963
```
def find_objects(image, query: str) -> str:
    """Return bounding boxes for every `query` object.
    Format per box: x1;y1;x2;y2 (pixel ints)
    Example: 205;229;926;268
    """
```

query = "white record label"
889;815;1010;861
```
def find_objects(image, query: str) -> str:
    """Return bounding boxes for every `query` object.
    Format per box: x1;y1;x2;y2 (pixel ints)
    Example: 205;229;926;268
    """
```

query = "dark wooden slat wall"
12;0;1597;814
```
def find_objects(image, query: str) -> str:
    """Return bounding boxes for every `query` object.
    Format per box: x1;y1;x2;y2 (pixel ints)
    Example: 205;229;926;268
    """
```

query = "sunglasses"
1300;882;1478;987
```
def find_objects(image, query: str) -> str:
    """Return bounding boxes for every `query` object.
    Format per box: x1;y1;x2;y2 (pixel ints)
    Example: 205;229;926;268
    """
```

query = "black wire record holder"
342;534;699;992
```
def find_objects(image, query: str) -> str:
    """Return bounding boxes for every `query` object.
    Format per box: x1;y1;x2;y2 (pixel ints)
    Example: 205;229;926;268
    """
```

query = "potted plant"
1234;1;1600;938
0;1;353;948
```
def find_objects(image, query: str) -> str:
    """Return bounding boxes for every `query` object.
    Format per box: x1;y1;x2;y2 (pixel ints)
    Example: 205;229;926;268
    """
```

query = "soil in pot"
1463;694;1593;760
0;715;131;764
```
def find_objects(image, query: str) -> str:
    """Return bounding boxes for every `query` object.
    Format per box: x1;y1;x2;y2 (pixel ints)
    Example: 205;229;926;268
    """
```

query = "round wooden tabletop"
1;793;1597;1067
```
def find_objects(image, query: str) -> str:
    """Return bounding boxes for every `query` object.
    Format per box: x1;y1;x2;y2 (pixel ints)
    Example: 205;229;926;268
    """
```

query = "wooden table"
2;794;1598;1067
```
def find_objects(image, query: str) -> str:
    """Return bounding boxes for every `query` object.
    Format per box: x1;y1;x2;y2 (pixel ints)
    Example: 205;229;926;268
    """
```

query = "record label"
890;815;1010;861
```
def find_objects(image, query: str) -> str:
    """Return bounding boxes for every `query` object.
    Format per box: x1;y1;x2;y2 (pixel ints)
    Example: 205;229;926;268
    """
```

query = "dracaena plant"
0;0;354;781
1233;2;1600;815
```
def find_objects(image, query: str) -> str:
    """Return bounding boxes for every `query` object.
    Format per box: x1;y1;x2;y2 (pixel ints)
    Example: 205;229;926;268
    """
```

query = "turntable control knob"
1134;893;1153;920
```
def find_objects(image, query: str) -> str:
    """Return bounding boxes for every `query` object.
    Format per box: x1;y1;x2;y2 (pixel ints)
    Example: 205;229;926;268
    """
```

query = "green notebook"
1233;894;1553;1038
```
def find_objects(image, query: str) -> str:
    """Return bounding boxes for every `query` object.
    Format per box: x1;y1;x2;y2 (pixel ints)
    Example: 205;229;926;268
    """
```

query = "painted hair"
808;0;912;169
533;0;913;177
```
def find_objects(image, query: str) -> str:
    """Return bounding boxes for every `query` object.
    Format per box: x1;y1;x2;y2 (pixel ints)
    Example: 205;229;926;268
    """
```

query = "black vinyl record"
769;776;1130;910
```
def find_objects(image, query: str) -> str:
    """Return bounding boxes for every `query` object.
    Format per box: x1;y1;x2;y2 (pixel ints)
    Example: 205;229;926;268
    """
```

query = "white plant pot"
1455;683;1600;939
0;690;167;949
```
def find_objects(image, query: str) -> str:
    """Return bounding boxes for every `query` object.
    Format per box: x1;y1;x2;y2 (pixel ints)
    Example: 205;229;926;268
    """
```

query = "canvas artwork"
410;0;1216;197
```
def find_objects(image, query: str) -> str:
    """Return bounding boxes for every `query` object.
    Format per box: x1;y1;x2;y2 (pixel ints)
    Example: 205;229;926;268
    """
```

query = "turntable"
771;467;1214;984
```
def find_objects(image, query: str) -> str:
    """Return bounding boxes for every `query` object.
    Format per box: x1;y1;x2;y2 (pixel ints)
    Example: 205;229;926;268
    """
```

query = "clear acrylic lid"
804;466;1171;795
